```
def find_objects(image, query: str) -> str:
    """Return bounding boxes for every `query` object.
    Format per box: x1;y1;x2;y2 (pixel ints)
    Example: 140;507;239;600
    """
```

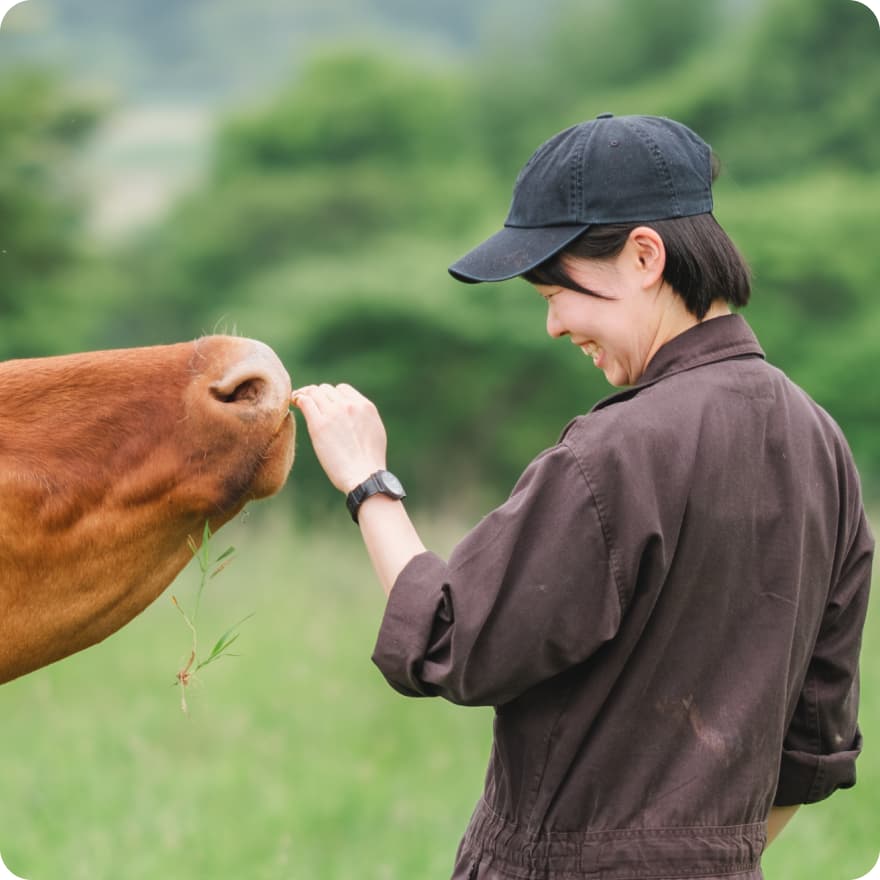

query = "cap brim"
448;224;589;283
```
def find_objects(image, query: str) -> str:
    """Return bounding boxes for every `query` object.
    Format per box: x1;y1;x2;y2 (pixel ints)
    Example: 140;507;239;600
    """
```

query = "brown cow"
0;335;295;684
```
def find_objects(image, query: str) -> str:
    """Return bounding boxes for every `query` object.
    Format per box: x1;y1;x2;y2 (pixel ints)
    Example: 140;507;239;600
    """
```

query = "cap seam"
630;120;680;216
571;124;589;223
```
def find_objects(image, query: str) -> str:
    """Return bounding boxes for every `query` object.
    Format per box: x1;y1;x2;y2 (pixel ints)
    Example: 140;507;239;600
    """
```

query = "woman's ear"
627;226;666;289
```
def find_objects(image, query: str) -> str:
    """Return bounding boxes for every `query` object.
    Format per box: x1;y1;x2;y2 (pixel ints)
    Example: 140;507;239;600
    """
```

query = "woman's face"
531;229;703;387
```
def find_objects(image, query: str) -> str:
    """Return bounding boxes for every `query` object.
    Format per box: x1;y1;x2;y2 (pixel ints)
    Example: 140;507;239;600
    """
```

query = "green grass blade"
216;546;236;563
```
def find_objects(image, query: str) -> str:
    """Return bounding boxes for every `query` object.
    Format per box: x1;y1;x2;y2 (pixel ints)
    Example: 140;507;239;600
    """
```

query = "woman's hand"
291;383;388;494
292;383;426;595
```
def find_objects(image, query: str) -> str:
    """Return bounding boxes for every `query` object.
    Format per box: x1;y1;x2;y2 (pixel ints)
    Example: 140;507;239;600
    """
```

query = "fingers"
290;384;374;434
291;384;333;416
290;389;319;423
291;383;369;413
288;382;387;494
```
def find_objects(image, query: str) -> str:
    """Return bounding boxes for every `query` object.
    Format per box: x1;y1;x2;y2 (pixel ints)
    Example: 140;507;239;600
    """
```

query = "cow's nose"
209;340;291;418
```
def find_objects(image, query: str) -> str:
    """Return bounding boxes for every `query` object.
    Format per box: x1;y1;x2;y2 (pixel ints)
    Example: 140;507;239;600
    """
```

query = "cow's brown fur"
0;335;295;683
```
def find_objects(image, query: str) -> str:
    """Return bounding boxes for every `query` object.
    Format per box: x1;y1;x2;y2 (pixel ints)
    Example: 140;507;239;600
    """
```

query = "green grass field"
0;509;876;880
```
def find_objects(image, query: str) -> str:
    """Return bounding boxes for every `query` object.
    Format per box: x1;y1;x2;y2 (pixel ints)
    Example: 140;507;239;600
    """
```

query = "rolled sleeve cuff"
774;730;862;805
371;551;450;698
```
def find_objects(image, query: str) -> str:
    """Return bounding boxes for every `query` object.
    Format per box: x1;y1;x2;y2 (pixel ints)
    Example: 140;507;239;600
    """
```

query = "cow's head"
0;335;295;683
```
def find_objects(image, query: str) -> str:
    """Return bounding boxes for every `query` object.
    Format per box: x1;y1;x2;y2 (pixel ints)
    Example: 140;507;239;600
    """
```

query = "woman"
292;114;873;880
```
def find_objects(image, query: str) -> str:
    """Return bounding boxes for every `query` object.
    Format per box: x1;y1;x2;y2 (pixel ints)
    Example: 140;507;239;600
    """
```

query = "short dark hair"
522;213;751;320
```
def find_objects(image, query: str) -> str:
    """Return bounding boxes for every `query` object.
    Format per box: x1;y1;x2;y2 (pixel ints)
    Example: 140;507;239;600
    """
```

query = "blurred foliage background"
0;1;878;878
1;0;878;516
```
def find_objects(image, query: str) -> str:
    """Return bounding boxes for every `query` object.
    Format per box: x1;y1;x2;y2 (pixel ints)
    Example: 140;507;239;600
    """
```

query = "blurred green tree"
215;52;478;175
687;0;880;179
107;51;493;346
0;69;103;358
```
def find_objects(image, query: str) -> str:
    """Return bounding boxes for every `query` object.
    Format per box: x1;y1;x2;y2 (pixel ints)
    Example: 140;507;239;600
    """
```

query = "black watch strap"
345;470;406;523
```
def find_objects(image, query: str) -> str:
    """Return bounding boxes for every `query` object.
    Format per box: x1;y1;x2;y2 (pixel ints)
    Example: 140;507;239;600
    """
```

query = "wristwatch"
345;470;407;523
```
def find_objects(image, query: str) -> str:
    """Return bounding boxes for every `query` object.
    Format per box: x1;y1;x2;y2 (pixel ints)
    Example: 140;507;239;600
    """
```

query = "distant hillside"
0;0;567;106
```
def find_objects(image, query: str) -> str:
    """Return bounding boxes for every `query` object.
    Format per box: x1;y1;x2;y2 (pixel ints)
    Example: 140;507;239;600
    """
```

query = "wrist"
345;469;406;523
341;466;386;495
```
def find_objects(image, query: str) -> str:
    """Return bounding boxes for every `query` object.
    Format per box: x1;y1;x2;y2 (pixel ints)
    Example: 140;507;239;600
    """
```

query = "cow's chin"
248;411;296;501
215;410;296;516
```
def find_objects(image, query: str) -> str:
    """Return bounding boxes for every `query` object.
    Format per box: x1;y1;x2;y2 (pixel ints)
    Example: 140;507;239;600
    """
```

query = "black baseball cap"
448;113;714;284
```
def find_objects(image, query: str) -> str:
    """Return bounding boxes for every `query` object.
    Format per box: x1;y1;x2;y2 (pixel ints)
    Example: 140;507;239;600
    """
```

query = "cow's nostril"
207;339;291;416
212;377;266;405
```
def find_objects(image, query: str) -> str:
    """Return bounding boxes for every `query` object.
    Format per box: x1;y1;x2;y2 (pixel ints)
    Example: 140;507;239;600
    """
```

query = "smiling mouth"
579;341;603;366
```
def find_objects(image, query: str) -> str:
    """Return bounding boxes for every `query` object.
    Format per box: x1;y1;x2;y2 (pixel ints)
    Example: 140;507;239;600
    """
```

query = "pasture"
0;509;876;880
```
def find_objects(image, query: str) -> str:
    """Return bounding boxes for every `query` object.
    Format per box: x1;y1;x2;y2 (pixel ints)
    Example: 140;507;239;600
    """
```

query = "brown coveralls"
373;315;873;880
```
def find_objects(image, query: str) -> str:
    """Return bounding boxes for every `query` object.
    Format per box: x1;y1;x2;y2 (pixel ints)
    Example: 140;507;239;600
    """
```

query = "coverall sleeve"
774;510;874;805
371;443;622;707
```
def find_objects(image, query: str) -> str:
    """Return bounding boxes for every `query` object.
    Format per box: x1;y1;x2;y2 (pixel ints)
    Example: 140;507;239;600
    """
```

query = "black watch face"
379;470;404;495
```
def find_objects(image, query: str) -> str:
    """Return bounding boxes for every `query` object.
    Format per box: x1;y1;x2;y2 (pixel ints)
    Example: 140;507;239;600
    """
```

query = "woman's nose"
546;308;566;338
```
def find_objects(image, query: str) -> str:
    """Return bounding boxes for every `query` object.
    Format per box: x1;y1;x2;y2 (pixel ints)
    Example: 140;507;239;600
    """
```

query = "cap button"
596;112;614;119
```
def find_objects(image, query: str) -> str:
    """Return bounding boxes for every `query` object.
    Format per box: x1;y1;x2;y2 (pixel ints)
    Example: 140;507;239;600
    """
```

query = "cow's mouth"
254;410;296;494
274;409;293;437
